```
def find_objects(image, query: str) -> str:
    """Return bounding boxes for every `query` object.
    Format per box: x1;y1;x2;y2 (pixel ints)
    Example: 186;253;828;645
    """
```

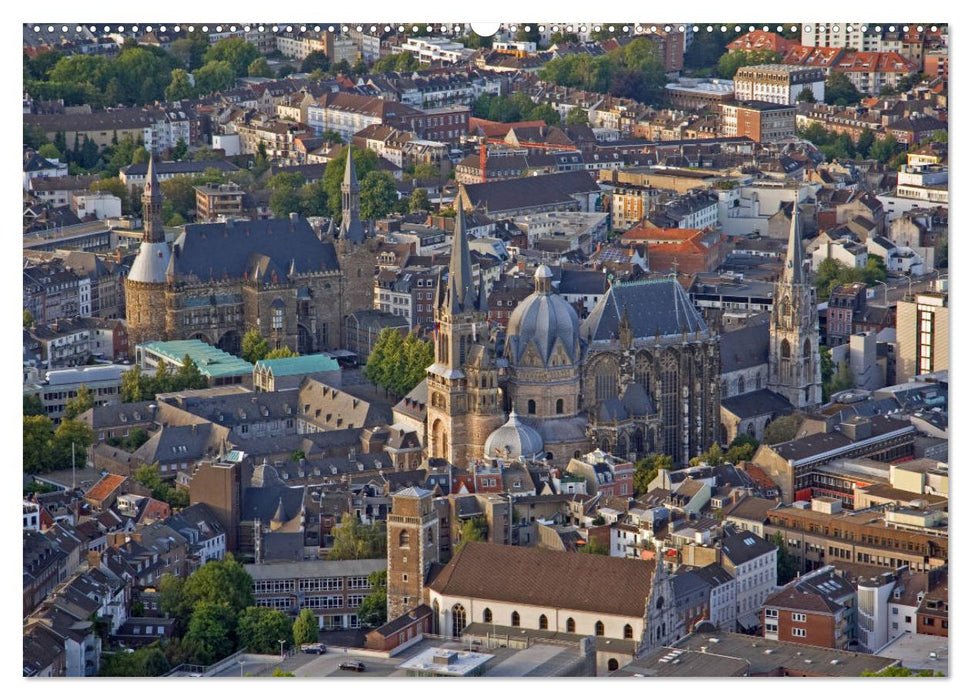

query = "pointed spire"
477;276;489;313
444;205;476;314
144;152;160;198
344;145;359;189
339;147;365;243
141;152;165;244
783;193;805;287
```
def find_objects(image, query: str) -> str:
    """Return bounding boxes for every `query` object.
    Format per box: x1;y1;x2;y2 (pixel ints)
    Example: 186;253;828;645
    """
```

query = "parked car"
338;661;366;673
301;643;327;654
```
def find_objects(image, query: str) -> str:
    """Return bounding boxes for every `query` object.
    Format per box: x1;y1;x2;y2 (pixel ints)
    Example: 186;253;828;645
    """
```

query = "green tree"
855;128;876;159
401;333;434;396
138;645;172;676
170;139;189;161
241;329;270;363
38;143;61;160
725;433;759;464
23;393;45;416
356;570;387;627
409;187;431;213
269;187;305;218
248;57;273;78
328;515;387;560
265;346;299;359
565;105;589;125
158;574;192;632
869;134;902;163
301;50;331;74
182;554;255;615
165;68;197;101
579;536;609;555
194;60;236;95
169;37;209;70
23;415;55;474
413;163;440;182
763;413;802;445
825;71;863;106
716;49;782;79
51;419;94;471
796;86;817;103
292;608;319;645
771;531;800;585
121;364;151;403
825;359;855;401
205;38;260;77
63;384;94;420
633;453;673;495
360;171;398;221
819;345;835;385
152;359;176;395
175;355;209;390
364;327;406;396
456;516;487;553
183;601;236;665
236;607;293;654
24;309;35;328
323;146;379;216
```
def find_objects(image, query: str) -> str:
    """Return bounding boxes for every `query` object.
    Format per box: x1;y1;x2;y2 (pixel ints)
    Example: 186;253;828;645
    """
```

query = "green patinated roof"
138;339;253;378
253;354;340;376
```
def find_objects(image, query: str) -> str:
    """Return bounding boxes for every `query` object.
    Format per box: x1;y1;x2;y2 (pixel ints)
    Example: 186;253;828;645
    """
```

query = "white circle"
889;26;895;32
720;26;727;32
383;26;390;32
622;26;629;32
174;26;180;32
734;26;741;32
188;26;194;32
932;26;938;32
918;26;924;32
215;26;222;32
776;25;782;32
664;25;671;32
61;25;68;32
706;26;713;33
201;25;208;32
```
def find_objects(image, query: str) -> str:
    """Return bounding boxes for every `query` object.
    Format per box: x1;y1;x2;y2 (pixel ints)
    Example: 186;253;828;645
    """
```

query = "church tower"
768;197;823;409
386;487;439;622
336;147;377;345
125;154;171;348
425;207;504;467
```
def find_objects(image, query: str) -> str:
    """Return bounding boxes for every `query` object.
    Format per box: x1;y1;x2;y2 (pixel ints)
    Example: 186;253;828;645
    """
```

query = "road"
871;272;946;306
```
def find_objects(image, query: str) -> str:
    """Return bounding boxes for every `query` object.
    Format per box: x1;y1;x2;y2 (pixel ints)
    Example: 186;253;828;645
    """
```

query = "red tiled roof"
835;51;916;74
84;474;127;504
782;45;844;69
727;31;796;54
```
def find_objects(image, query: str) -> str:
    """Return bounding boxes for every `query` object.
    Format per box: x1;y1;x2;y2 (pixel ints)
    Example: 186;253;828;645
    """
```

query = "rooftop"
139;339;253;378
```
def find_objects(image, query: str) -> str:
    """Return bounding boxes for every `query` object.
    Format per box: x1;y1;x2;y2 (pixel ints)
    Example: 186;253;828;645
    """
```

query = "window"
595;621;605;636
527;399;536;415
398;530;410;548
539;614;548;630
624;624;633;640
483;608;492;623
556;398;564;414
511;611;520;627
566;617;575;633
792;628;806;638
765;608;778;618
792;612;806;622
451;604;467;637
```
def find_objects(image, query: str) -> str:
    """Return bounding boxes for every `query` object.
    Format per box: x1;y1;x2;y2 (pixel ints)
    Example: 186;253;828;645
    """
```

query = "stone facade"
386;488;440;622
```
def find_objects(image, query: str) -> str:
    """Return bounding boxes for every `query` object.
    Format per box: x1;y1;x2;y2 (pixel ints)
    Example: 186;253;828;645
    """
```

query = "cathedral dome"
483;410;545;460
505;266;580;367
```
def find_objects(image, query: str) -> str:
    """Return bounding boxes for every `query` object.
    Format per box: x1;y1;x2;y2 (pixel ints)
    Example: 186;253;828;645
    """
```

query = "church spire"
443;205;476;314
782;194;804;287
142;153;165;244
339;147;365;243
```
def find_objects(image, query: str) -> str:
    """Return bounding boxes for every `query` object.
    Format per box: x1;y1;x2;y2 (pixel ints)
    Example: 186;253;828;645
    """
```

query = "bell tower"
336;147;377;345
768;196;823;408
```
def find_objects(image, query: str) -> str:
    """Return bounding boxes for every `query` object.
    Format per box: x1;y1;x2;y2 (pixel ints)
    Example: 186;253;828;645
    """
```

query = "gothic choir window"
660;353;679;456
624;624;633;640
595;621;605;636
566;618;576;633
451;605;466;637
272;307;283;330
539;614;548;630
511;611;520;627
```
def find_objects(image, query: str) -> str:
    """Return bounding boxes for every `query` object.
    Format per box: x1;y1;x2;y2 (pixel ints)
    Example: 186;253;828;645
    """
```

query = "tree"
763;413;803;445
328;515;386;560
158;574;192;631
301;51;330;74
121;364;152;403
23;415;55;474
169;37;208;70
356;570;387;627
771;531;800;585
236;607;293;654
401;333;434;396
165;68;197;101
364;327;407;396
23;393;44;416
565;106;588;125
860;667;944;677
205;38;260;78
796;86;817;103
248;57;273;78
869;134;902;164
241;329;270;363
23;309;34;328
825;359;855;401
271;669;296;676
153;359;175;395
725;434;759;464
170;139;189;162
825;71;862;106
716;49;782;79
292;608;319;646
360;171;398;221
579;536;609;555
819;345;835;386
855;128;876;159
633;453;673;495
456;517;487;553
175;355;209;390
183;601;236;665
409;187;431;213
51;419;94;471
194;60;236;95
38;143;61;160
269;187;304;218
63;384;94;420
265;346;299;359
182;555;255;615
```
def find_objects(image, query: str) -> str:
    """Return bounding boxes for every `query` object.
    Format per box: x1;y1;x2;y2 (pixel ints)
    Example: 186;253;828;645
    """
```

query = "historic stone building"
424;207;722;467
386;486;440;622
768;199;823;409
425;208;506;468
125;149;377;353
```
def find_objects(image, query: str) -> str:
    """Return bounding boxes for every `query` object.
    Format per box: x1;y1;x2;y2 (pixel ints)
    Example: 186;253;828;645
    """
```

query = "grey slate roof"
171;216;339;282
721;389;793;420
720;531;776;566
581;278;708;342
720;320;770;373
461;171;600;214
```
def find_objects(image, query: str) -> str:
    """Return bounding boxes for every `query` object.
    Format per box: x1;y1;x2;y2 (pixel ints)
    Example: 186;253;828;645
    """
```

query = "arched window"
608;658;619;672
566;617;576;633
527;399;536;415
595;621;605;636
737;376;745;394
483;608;492;623
398;530;410;547
511;611;520;627
451;604;466;637
539;614;548;630
555;398;564;414
780;339;791;359
624;624;633;640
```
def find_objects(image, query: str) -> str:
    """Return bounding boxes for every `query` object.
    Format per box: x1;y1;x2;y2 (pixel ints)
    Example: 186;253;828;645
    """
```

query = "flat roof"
254;354;340;376
244;559;385;580
139;339;253;378
399;647;494;676
876;633;948;675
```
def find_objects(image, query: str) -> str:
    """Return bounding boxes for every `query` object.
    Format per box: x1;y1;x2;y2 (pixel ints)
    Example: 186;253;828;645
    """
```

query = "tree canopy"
633;453;673;495
356;570;388;628
716;49;782;79
763;413;803;445
579;536;609;555
292;608;319;646
328;515;387;560
824;71;863;106
236;607;293;654
363;329;433;398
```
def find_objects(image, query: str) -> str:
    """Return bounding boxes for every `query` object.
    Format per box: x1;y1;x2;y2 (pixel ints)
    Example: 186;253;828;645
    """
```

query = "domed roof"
128;241;171;284
483;410;544;460
506;275;580;368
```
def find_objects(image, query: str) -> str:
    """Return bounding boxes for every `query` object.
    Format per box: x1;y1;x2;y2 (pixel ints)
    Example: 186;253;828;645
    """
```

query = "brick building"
763;566;857;649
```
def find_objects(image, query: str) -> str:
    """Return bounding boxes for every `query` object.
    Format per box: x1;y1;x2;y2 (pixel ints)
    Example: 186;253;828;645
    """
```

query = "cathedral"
125;151;377;353
424;206;722;468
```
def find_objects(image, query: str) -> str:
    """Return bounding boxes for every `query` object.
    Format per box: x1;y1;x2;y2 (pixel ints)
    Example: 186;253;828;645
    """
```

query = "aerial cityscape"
22;21;948;678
